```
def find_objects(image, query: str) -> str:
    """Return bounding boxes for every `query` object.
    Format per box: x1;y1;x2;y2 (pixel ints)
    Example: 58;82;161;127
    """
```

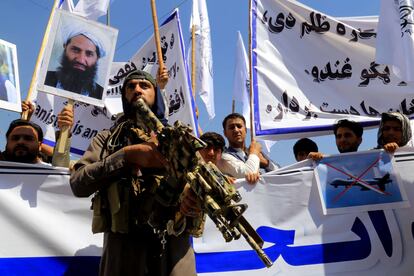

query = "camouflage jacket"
70;116;204;236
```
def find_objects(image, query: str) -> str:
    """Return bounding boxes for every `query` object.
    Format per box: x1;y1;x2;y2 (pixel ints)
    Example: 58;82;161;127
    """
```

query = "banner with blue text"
194;148;414;275
2;148;414;275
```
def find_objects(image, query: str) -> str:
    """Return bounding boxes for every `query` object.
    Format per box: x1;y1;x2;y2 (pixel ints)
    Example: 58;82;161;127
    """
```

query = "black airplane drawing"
330;173;392;195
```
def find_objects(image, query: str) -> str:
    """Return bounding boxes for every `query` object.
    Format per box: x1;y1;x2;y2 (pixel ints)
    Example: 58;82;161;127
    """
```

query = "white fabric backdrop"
252;0;414;140
1;148;414;274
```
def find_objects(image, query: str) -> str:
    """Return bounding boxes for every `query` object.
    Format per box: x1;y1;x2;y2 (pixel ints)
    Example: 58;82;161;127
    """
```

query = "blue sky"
0;0;380;166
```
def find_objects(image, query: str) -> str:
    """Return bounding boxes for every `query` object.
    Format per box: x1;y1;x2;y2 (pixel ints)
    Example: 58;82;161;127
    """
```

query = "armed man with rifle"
71;67;272;275
70;68;201;276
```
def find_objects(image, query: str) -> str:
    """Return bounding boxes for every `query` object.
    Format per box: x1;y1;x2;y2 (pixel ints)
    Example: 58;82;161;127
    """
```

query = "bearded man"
45;30;105;99
2;120;44;164
70;68;201;276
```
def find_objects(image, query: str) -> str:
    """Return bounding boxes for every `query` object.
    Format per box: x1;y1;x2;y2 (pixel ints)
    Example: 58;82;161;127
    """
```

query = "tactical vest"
91;120;173;234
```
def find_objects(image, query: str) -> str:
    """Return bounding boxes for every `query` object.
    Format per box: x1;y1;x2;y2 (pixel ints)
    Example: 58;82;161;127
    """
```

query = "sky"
0;0;380;166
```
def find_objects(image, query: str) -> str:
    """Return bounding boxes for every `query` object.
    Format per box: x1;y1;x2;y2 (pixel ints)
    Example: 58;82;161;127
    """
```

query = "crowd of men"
294;113;412;163
1;66;413;276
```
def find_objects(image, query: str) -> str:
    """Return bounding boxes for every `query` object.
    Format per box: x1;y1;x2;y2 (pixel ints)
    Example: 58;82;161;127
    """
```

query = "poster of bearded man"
37;9;118;107
0;39;21;112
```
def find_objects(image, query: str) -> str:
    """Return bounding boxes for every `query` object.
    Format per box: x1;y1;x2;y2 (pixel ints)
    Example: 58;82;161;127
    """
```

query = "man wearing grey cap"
70;68;200;276
45;30;105;99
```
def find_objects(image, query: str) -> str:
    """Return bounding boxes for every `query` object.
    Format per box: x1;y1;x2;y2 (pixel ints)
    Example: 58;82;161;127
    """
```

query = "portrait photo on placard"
37;9;118;107
0;39;21;112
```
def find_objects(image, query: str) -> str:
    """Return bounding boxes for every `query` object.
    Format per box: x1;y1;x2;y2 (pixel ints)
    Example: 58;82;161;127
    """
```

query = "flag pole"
150;0;165;71
56;99;73;154
22;0;60;120
106;3;110;26
191;2;203;135
192;23;202;133
248;0;254;142
191;25;196;99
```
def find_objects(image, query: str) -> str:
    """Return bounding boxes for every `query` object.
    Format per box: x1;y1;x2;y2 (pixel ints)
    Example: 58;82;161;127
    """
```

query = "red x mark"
322;156;391;203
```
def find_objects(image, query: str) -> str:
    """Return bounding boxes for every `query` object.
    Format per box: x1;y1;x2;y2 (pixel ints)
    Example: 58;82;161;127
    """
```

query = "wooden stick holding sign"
191;25;196;99
248;0;254;140
191;24;203;135
150;0;165;71
22;0;60;120
56;99;74;154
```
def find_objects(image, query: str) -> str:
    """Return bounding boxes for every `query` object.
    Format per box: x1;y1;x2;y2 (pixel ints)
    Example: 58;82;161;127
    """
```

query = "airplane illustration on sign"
330;173;391;195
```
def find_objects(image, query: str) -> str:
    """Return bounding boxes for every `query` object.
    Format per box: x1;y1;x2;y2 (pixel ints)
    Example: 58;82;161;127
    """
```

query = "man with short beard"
1;120;44;164
45;31;105;99
307;119;364;161
1;102;74;166
219;113;278;184
333;119;363;153
376;112;412;153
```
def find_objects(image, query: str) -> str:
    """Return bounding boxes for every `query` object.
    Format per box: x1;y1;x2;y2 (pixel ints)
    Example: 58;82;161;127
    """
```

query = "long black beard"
56;54;98;94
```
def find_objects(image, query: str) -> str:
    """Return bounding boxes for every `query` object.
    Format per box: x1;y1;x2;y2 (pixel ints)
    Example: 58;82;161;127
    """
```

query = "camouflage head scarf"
121;70;166;123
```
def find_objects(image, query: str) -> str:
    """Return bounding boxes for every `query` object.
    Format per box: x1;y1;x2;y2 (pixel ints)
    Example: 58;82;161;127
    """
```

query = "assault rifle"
132;98;272;268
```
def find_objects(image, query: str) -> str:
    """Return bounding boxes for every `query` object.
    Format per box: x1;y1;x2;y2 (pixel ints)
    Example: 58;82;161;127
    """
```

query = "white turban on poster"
61;21;107;58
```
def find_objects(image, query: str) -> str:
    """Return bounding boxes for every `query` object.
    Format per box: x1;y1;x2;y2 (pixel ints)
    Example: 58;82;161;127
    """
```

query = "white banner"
2;149;414;274
0;161;102;275
31;9;198;156
30;92;115;156
194;148;414;275
252;0;414;140
106;10;198;134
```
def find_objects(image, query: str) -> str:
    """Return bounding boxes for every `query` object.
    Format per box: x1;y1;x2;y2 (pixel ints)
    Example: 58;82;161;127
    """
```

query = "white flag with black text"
376;0;414;82
188;0;215;119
